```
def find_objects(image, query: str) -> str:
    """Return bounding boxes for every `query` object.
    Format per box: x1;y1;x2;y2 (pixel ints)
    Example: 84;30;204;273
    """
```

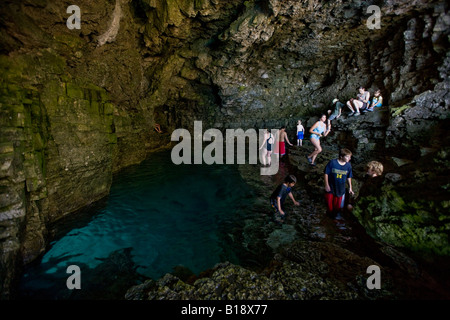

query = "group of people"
267;86;385;221
306;87;383;165
270;152;384;221
346;87;383;117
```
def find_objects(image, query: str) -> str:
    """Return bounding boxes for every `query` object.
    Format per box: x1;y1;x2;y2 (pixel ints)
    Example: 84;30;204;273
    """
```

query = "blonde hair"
366;161;383;176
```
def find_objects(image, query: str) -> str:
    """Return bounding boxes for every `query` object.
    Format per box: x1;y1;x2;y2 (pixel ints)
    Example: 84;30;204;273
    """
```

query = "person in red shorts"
324;148;354;219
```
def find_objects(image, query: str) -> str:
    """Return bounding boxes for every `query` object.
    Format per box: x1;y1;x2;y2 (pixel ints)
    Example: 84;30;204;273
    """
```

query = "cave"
0;0;449;305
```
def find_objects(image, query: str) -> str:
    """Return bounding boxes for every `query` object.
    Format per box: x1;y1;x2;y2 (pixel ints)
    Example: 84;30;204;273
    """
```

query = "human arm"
277;197;285;215
348;178;354;195
284;132;293;146
324;173;331;192
364;92;370;103
288;192;300;206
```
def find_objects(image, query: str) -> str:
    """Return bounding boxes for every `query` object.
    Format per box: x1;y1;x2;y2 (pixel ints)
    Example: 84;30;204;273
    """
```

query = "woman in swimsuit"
259;128;274;166
307;114;330;166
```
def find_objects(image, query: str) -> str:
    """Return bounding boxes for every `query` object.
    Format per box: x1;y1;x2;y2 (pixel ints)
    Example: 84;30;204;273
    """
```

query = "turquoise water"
18;151;254;299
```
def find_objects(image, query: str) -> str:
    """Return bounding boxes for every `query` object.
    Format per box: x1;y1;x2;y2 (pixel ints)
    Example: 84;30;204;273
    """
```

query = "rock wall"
0;0;448;298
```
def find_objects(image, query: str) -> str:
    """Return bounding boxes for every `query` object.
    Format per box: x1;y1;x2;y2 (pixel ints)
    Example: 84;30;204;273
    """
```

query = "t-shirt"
297;124;304;132
357;91;370;103
270;183;291;203
324;159;353;197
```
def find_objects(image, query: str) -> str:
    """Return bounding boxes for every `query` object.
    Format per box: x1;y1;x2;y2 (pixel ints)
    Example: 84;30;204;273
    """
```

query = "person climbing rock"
307;114;330;166
327;98;344;130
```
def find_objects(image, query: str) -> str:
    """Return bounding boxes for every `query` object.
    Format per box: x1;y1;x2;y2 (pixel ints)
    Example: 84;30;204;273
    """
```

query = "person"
365;160;384;177
307;114;330;166
259;128;274;167
324;148;354;219
277;126;293;157
270;174;300;218
364;90;383;112
327;98;344;130
346;87;370;116
346;160;384;213
296;120;305;146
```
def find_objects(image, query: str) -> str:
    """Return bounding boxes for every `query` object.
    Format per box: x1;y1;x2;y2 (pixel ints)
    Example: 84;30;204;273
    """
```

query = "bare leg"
309;138;322;164
346;101;354;112
353;100;363;113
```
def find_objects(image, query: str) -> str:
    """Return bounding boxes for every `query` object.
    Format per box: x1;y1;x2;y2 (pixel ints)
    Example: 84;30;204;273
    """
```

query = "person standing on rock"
277;126;293;158
296;120;305;146
259;128;274;167
307;114;330;166
324;148;354;219
346;86;370;116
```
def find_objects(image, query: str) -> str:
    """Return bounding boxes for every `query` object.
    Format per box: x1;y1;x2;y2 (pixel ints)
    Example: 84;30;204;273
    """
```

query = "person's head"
374;89;381;97
332;98;339;104
366;161;383;177
319;114;327;122
284;174;297;187
297;120;302;125
358;86;365;94
339;148;352;162
280;126;286;131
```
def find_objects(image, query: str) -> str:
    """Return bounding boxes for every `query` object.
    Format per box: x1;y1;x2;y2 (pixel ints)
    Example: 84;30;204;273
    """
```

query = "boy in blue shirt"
324;148;354;219
270;174;300;218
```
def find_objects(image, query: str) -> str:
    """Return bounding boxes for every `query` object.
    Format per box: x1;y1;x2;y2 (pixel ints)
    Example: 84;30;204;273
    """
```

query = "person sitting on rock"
364;89;383;112
346;86;370;116
270;174;300;219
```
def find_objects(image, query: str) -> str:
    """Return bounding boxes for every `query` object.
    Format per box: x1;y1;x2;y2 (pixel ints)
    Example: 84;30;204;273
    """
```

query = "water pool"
18;151;255;299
